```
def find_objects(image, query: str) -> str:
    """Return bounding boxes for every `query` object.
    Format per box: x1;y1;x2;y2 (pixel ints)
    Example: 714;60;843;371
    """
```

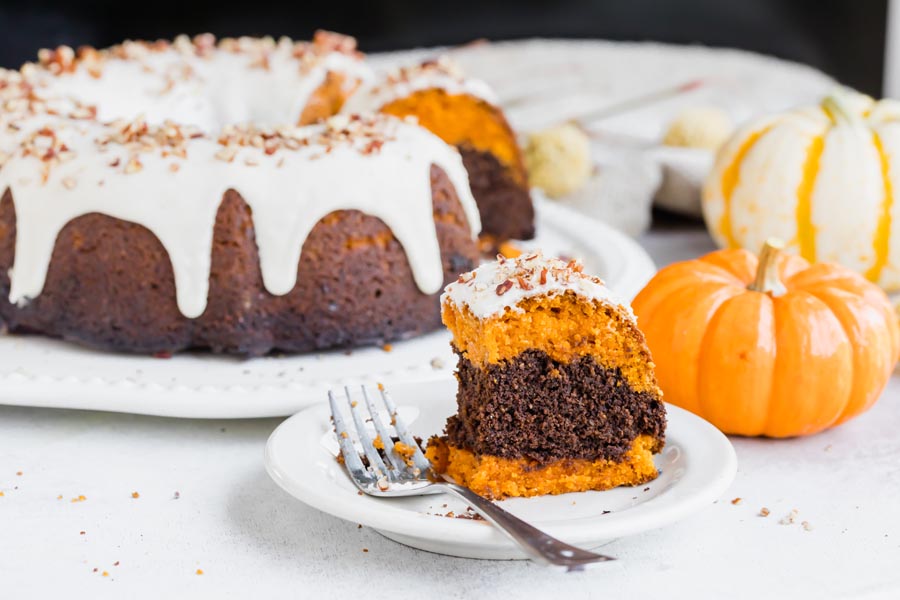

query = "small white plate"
0;196;655;418
265;378;737;560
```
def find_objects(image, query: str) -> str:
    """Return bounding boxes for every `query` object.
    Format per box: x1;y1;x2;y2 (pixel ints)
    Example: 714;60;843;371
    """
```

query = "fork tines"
328;385;432;490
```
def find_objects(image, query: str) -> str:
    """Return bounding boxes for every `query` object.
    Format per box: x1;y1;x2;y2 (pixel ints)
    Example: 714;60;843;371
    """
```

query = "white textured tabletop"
2;219;899;600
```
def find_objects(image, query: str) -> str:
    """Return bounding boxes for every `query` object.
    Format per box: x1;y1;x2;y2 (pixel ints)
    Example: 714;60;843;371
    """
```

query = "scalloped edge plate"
0;196;655;418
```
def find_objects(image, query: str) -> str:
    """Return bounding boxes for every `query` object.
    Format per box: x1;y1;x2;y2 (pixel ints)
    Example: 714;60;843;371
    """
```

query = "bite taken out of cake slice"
426;251;666;499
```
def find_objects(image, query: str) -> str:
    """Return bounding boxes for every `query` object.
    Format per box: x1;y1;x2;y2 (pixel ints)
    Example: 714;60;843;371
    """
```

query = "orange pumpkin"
632;240;899;437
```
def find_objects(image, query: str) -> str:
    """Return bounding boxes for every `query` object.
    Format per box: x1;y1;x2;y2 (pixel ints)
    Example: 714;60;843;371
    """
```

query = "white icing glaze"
1;60;480;319
442;251;632;320
25;38;374;132
341;55;498;114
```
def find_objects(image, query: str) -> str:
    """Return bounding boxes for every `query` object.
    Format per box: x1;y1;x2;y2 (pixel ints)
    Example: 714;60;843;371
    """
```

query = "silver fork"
329;385;615;571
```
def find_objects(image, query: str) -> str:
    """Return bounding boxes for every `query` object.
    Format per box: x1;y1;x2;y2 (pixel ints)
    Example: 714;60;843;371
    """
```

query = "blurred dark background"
0;0;888;95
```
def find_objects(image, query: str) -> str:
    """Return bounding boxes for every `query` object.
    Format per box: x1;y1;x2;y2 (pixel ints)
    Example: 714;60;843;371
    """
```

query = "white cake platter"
0;196;655;418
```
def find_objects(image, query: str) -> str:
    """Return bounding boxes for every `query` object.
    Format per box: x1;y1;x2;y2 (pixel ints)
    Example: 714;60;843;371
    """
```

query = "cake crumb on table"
196;569;204;575
780;509;799;525
759;507;770;517
131;491;140;499
15;471;22;476
71;495;87;503
362;548;369;553
802;521;813;531
731;497;742;505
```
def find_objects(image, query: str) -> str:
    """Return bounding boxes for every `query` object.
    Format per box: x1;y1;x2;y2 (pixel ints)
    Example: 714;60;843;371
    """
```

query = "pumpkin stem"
749;238;787;296
821;88;868;125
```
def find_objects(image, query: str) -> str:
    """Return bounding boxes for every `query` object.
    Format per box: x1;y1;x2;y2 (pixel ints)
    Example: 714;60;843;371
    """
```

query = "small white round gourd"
702;87;900;290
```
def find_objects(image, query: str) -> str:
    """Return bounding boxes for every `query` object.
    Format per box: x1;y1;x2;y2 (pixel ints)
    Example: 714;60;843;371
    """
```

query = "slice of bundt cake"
427;252;666;499
343;57;534;242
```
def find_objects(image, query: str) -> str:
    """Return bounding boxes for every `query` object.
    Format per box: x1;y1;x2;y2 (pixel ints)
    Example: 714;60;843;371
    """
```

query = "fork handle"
437;481;615;570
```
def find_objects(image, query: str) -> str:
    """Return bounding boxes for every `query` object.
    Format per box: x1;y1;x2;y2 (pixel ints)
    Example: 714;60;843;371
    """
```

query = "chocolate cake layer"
459;146;535;241
0;165;478;356
445;348;666;464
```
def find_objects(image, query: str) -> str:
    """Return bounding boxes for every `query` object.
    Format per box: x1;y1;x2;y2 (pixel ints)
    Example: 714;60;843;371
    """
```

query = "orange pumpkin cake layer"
380;88;534;241
381;90;525;182
426;435;659;499
433;252;667;499
344;58;534;241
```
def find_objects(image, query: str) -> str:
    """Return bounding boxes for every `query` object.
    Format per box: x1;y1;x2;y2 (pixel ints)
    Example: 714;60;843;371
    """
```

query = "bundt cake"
0;78;480;354
427;252;667;499
0;32;535;356
344;56;535;242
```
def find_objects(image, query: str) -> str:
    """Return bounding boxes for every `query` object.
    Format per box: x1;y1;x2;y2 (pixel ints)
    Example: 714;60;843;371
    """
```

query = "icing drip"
1;113;480;319
442;252;631;320
341;55;499;114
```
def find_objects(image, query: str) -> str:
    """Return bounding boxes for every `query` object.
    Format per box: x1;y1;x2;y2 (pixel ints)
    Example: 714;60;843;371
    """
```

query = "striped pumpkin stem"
749;239;787;296
821;92;859;125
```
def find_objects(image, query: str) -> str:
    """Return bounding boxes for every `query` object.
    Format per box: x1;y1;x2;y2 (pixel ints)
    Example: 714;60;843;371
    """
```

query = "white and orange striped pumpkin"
703;88;900;291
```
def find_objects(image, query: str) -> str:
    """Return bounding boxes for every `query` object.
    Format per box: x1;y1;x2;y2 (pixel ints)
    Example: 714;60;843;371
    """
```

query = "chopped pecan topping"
37;46;76;74
19;126;75;182
495;280;514;295
311;30;359;56
383;55;466;88
124;156;143;174
454;251;608;302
